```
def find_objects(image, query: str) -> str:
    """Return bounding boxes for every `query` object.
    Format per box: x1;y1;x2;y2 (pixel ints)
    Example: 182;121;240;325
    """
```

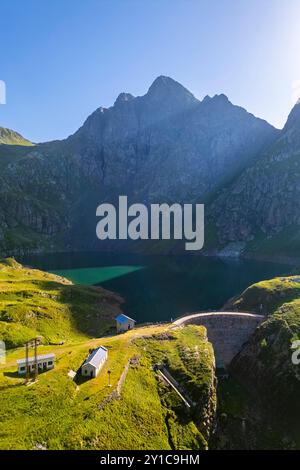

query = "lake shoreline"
7;243;300;268
16;251;292;325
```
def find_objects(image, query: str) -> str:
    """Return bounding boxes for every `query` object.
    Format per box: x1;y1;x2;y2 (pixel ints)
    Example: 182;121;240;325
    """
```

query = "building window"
20;366;25;371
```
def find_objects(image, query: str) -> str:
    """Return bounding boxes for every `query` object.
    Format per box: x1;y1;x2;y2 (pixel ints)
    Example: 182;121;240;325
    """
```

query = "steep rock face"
210;100;300;256
0;77;277;253
72;79;276;202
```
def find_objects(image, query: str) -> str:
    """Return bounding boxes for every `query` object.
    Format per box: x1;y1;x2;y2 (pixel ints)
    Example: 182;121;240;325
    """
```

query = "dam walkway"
173;312;264;368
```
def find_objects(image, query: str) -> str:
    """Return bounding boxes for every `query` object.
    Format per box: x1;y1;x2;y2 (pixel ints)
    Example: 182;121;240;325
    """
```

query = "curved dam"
173;312;264;368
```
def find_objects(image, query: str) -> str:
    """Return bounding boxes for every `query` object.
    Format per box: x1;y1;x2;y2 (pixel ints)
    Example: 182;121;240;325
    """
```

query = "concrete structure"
173;312;264;368
115;313;136;333
81;346;108;378
155;364;193;408
17;353;55;375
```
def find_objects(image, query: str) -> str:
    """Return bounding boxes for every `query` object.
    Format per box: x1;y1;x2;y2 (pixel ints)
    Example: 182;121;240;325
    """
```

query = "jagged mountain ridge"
70;76;276;201
0;76;279;254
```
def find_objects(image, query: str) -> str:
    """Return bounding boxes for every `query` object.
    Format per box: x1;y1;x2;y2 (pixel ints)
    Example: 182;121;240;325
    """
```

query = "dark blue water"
19;252;291;323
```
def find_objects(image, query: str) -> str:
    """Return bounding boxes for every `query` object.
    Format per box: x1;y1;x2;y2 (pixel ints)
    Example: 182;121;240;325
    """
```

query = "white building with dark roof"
17;353;55;375
115;313;136;333
81;346;108;378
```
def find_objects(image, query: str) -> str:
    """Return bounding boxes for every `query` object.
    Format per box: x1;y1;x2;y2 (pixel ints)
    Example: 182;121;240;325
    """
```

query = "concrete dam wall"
173;312;264;368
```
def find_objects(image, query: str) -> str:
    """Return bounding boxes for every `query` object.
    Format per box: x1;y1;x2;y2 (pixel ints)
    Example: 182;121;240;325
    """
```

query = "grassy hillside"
0;324;216;450
0;258;122;348
0;127;33;146
225;274;300;314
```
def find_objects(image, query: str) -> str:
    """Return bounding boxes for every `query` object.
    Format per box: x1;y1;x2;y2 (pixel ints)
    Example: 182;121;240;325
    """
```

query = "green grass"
0;258;122;348
0;260;216;450
0;128;33;146
227;275;300;314
0;324;216;450
135;326;216;448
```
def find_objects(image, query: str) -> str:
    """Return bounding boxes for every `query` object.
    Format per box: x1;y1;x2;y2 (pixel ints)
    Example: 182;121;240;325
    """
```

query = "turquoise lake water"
19;252;291;323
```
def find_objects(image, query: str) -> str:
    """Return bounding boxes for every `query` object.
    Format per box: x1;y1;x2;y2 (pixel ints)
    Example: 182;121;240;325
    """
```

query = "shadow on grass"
74;374;92;385
73;362;93;385
4;369;50;379
3;371;21;379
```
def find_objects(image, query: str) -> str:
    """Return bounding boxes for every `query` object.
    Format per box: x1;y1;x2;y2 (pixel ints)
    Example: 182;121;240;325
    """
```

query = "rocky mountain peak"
0;76;282;257
202;95;212;103
200;93;231;110
114;92;135;106
213;93;229;102
146;75;198;106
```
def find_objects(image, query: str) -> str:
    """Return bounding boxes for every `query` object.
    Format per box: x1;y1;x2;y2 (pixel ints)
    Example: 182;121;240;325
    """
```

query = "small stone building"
115;313;136;333
81;346;108;378
17;353;55;375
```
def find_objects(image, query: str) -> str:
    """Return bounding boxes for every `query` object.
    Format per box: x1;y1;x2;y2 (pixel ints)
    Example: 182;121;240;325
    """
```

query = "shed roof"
115;313;136;324
17;353;55;365
83;346;108;369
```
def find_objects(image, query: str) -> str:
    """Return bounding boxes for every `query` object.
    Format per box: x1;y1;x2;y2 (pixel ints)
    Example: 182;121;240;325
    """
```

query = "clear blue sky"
1;0;300;142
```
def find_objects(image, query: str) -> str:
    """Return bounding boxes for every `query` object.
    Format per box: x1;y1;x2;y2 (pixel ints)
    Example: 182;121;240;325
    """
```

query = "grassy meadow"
0;324;216;450
0;258;122;348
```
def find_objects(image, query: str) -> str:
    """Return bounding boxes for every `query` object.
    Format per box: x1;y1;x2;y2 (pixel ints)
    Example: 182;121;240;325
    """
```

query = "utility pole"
107;369;112;387
34;338;38;381
25;342;29;384
24;336;42;385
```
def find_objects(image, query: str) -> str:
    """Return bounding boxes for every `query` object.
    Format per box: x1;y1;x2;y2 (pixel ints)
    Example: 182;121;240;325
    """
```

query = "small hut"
115;313;136;333
81;346;108;378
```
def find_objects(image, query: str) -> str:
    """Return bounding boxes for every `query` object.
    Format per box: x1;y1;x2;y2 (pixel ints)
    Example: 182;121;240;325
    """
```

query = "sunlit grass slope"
0;127;33;146
0;324;216;450
0;258;122;348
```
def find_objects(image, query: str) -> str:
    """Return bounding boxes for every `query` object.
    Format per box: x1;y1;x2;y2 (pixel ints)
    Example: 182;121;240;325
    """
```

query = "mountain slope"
0;76;277;255
0;258;122;348
71;76;276;202
209;100;300;259
0;127;32;146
